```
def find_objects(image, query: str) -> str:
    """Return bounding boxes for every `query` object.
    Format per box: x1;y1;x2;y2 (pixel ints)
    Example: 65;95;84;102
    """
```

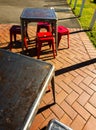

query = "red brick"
55;83;62;94
61;101;77;119
63;56;75;64
39;113;57;129
83;76;93;85
42;108;52;119
56;90;68;104
39;101;52;119
83;116;96;130
72;102;90;120
69;70;78;77
60;113;72;126
75;69;87;77
73;75;84;85
30;113;45;130
69;82;83;94
77;92;90;106
81;67;96;78
85;102;96;117
63;73;75;85
42;91;54;104
55;75;65;83
71;115;86;130
87;64;95;71
79;82;94;95
58;56;71;67
65;91;79;105
50;104;64;119
93;78;96;85
89;92;96;107
56;80;72;94
53;59;63;69
89;83;96;91
56;56;67;65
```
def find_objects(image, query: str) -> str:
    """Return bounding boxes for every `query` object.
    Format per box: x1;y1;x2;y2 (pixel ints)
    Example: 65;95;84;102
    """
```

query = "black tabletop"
0;49;54;130
20;8;57;21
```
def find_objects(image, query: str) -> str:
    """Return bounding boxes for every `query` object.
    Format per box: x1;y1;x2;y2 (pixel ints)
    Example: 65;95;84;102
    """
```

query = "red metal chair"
36;32;55;59
57;26;69;48
36;22;51;33
9;25;29;50
40;24;69;48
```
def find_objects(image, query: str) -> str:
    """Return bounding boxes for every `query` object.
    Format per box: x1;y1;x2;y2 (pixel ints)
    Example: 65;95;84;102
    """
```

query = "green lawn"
67;0;96;47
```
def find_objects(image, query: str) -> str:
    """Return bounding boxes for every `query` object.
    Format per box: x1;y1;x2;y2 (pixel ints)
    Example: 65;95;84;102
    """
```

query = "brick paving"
0;24;96;130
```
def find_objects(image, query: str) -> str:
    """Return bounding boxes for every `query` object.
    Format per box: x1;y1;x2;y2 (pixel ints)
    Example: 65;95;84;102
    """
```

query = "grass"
67;0;96;47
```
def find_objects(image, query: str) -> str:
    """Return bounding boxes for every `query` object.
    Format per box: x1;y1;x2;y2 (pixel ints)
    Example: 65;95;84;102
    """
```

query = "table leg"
55;21;58;55
21;21;28;51
21;20;25;51
51;76;56;103
52;21;58;56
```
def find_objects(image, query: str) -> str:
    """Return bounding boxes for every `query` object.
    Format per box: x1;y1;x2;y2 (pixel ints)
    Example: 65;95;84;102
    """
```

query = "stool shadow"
20;47;37;57
20;43;56;60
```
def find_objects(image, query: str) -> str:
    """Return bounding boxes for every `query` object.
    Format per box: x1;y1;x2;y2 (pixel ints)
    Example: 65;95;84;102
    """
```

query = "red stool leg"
14;34;16;42
24;37;28;49
67;32;69;48
9;31;13;51
37;42;42;59
10;32;12;43
46;26;50;32
48;85;51;91
37;26;41;33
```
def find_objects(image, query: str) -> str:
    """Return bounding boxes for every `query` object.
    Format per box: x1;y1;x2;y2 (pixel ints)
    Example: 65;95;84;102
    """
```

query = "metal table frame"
20;7;58;55
0;49;55;130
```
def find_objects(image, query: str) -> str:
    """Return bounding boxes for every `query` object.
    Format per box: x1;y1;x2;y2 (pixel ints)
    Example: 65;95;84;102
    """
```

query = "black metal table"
0;49;55;130
46;119;72;130
20;7;58;54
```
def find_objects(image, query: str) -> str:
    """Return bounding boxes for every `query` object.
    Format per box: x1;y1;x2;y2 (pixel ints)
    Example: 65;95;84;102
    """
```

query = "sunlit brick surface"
0;24;96;130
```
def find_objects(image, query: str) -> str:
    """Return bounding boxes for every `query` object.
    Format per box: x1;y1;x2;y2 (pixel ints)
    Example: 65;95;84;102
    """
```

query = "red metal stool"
37;22;51;33
57;26;69;48
36;32;55;59
9;25;29;50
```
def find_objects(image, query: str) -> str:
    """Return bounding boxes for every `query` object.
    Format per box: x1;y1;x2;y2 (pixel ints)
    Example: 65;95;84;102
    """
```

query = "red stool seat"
36;32;55;59
37;22;51;33
9;25;29;50
57;26;69;48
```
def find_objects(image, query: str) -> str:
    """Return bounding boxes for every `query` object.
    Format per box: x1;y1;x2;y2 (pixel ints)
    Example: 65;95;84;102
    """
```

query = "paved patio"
0;23;96;130
0;0;96;129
